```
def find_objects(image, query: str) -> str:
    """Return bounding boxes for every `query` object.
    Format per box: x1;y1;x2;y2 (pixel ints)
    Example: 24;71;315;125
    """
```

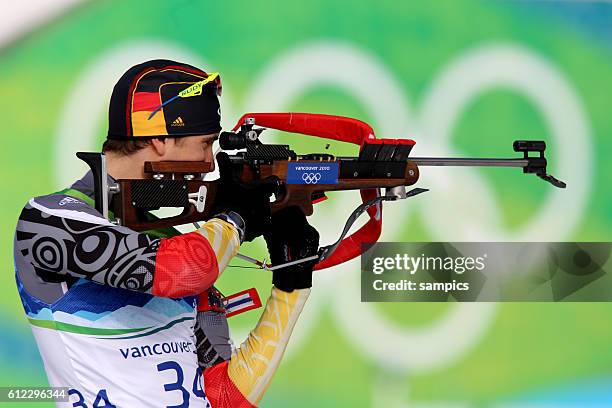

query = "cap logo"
171;116;185;127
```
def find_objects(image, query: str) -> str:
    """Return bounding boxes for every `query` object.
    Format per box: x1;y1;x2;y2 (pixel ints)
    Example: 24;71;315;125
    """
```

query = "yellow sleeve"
227;286;310;405
195;218;240;274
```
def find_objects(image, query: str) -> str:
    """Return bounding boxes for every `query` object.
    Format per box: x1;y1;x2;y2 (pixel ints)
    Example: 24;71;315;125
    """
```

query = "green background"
1;0;612;406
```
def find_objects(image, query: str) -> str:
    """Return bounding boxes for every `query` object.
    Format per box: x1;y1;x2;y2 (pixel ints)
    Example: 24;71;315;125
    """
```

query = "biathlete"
14;60;319;407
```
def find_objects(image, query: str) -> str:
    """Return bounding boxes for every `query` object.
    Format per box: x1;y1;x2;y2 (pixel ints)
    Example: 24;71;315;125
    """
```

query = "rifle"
78;112;565;270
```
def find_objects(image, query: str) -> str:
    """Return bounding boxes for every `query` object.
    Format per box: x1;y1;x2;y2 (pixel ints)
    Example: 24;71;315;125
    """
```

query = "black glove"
264;206;320;292
213;152;279;242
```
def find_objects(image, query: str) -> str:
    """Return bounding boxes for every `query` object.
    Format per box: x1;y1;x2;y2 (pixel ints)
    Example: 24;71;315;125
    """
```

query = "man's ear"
150;138;168;157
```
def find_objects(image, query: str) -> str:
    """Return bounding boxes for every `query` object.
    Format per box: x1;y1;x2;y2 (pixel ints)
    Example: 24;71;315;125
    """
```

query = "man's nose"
207;148;215;172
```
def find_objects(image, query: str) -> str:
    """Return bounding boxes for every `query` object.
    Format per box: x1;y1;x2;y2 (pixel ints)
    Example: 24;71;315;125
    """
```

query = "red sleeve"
203;361;256;408
152;231;219;298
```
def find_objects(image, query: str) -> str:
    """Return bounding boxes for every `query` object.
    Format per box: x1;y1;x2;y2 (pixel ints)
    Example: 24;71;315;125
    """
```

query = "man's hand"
264;206;320;292
213;152;280;242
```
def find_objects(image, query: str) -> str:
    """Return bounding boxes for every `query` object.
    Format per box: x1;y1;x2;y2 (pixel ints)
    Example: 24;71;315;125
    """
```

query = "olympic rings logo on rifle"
302;172;322;184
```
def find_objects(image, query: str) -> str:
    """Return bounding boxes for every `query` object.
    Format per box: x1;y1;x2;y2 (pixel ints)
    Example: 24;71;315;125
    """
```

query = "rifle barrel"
410;158;529;168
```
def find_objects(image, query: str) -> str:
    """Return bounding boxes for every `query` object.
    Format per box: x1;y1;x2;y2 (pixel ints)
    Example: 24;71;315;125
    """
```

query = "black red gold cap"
107;59;221;139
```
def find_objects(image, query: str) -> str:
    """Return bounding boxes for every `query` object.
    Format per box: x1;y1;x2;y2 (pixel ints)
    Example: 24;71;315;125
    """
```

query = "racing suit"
14;171;309;407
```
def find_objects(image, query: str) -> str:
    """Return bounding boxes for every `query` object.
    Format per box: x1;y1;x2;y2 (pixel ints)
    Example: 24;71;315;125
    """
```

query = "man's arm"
15;194;240;298
202;207;319;407
203;287;310;407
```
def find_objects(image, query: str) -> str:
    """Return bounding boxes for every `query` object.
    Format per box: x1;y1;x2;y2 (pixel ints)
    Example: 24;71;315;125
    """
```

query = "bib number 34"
68;360;206;408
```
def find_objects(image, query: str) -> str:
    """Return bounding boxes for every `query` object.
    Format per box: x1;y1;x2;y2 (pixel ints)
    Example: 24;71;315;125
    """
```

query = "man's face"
163;134;217;170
